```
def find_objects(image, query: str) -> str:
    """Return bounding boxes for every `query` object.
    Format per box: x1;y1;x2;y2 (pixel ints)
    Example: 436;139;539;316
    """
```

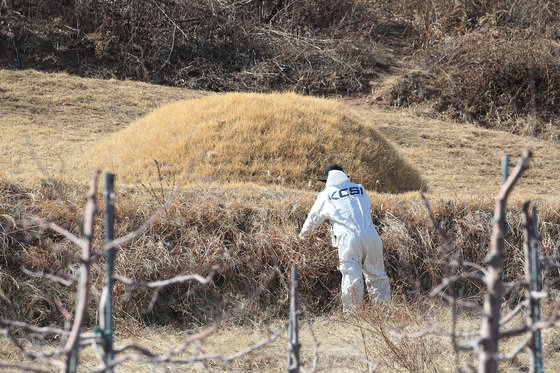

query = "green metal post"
104;173;115;370
531;206;543;373
501;155;509;185
502;155;510;235
287;265;300;373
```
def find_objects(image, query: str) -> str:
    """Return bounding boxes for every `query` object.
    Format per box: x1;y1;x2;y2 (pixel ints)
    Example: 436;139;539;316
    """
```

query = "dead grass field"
4;298;560;372
1;69;560;372
0;69;206;183
2;69;558;200
348;102;560;201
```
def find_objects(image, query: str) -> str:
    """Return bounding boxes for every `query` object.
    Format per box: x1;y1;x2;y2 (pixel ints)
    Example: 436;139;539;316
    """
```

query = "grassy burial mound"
82;92;425;193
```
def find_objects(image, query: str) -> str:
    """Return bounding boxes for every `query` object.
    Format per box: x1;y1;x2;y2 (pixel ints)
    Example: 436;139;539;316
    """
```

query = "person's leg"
362;231;391;302
338;233;364;312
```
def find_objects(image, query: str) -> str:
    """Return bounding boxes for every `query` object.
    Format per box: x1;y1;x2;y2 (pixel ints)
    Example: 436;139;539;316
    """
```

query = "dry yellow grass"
80;92;425;193
349;102;560;201
0;69;205;184
3;297;560;372
2;69;558;200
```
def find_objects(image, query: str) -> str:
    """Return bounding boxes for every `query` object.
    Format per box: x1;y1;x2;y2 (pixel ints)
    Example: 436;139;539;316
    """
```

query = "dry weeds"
1;179;559;326
3;297;560;372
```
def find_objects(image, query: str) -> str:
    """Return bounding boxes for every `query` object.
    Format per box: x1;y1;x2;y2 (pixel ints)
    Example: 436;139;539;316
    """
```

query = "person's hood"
325;170;350;186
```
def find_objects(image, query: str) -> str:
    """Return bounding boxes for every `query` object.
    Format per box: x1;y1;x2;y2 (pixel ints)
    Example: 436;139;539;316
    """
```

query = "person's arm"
299;193;327;238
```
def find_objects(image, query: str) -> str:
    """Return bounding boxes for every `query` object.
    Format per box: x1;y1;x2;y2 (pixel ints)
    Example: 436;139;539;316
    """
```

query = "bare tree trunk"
478;151;531;373
63;171;100;373
478;199;505;373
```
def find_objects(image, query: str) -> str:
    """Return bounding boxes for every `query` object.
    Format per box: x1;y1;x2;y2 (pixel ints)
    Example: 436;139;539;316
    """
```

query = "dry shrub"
108;184;342;325
0;0;394;95
352;298;455;372
81;92;426;193
390;0;560;138
375;195;560;300
1;178;559;328
430;30;560;135
394;0;560;51
3;0;560;137
0;178;95;326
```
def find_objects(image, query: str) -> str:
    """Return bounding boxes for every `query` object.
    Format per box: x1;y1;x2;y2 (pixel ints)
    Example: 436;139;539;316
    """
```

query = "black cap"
318;163;343;182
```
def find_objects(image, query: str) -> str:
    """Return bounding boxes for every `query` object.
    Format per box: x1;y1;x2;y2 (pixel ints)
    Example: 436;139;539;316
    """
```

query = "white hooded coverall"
299;170;391;312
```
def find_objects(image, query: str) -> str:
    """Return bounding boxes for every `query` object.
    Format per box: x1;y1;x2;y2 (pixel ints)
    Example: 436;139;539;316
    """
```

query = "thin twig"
499;303;560;339
428;272;484;298
0;362;50;373
0;318;73;337
500;301;527;327
29;218;85;248
63;170;100;369
151;0;189;40
496;333;533;361
388;327;479;340
21;267;76;287
114;266;217;288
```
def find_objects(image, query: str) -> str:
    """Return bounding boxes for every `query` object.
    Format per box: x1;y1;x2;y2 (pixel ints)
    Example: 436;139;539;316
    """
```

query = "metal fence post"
502;155;510;235
101;173;115;371
501;155;509;185
287;265;300;373
530;206;543;373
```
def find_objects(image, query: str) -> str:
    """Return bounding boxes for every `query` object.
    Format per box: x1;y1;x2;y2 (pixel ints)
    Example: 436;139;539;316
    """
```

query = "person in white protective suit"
299;164;391;312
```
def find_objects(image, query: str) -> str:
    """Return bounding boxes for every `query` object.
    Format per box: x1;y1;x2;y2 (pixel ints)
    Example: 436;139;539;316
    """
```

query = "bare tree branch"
114;265;217;289
500;301;527;327
3;154;294;371
21;267;77;287
29;217;86;248
479;150;532;373
0;318;73;337
2;330;66;369
499;303;560;339
0;362;51;373
62;170;100;371
496;333;533;361
428;273;484;298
